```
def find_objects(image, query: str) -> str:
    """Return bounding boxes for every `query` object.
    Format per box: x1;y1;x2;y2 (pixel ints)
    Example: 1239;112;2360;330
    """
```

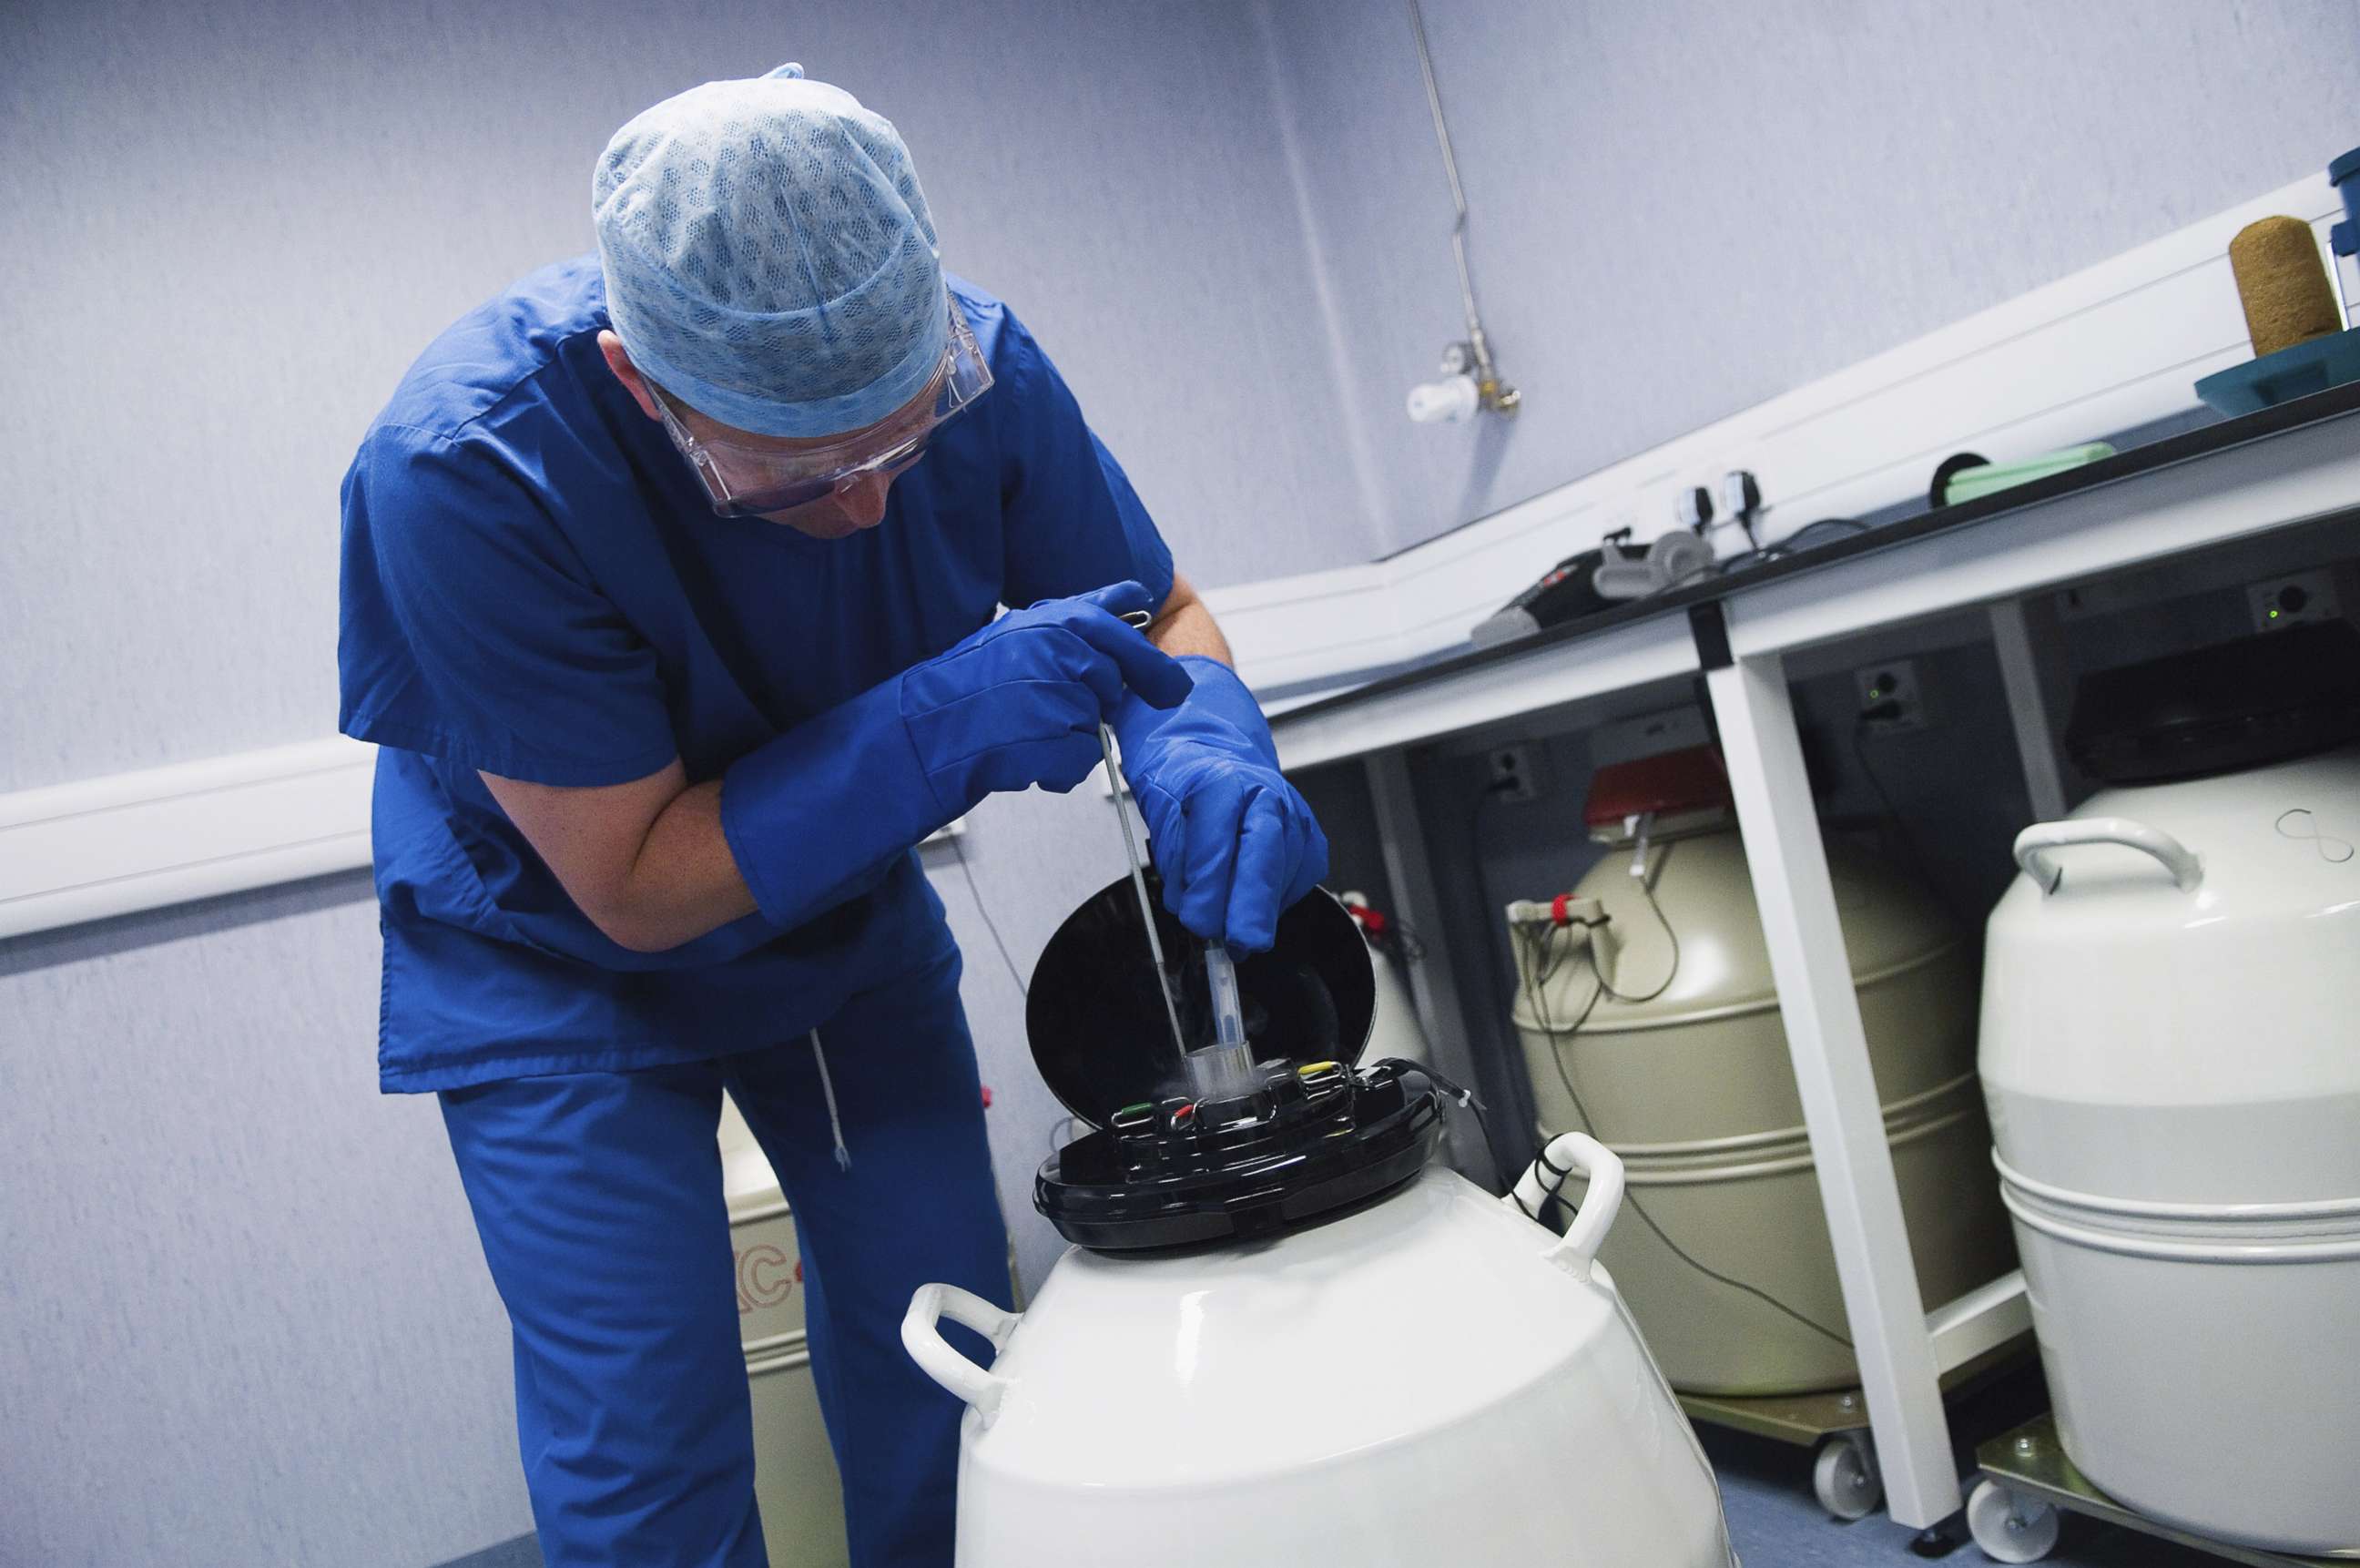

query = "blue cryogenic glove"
1114;655;1329;952
722;582;1190;931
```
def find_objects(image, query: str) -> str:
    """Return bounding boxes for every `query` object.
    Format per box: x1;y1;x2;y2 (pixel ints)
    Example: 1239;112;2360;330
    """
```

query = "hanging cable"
1513;874;1855;1349
1593;839;1681;1004
1848;718;1976;932
947;834;1028;1002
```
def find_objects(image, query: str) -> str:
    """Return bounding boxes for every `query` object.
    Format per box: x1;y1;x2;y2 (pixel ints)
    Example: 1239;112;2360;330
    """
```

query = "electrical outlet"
2247;569;2339;633
1486;745;1541;802
1856;659;1925;732
2053;577;2145;621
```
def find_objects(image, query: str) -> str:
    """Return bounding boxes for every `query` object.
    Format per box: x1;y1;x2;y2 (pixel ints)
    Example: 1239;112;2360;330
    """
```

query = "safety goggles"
651;301;994;518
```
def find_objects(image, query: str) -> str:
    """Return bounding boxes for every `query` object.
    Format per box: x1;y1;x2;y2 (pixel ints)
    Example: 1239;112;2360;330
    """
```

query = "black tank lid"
1035;1058;1443;1251
2065;621;2360;785
1024;873;1436;1251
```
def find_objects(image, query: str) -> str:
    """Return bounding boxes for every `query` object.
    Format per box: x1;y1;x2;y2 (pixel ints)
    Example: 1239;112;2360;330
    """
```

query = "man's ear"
597;330;664;422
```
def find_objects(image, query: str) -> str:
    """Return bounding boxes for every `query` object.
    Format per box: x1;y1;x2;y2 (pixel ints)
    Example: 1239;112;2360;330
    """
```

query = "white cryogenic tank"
906;875;1734;1568
908;1150;1732;1568
1980;626;2360;1556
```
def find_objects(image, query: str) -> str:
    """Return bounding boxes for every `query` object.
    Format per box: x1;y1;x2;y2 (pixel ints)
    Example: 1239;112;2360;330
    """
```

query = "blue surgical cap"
593;64;947;438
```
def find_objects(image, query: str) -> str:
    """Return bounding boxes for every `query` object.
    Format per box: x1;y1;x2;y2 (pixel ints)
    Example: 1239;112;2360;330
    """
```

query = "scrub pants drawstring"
809;1030;852;1171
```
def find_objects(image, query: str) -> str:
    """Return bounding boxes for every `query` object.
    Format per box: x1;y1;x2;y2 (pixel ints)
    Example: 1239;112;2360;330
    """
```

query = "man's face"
763;472;896;538
665;387;936;539
599;329;942;540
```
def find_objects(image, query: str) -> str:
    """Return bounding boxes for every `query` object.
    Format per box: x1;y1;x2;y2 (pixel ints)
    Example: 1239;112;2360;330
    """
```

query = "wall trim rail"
0;737;377;940
4;172;2342;942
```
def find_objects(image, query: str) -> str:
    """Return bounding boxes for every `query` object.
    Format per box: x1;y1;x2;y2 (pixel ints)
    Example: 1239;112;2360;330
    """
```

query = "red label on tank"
737;1243;799;1314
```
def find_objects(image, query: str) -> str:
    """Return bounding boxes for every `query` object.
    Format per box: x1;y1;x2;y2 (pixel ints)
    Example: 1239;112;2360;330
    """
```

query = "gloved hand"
1113;655;1328;952
722;582;1190;930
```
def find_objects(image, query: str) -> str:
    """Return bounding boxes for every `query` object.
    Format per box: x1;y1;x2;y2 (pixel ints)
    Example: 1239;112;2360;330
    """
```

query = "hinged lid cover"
1025;875;1375;1126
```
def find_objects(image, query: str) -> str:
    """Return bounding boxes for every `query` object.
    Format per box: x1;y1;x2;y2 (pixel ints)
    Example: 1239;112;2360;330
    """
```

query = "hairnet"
593;64;947;438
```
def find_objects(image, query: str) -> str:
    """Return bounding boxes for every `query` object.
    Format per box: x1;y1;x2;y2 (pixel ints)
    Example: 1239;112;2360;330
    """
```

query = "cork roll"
2228;216;2342;360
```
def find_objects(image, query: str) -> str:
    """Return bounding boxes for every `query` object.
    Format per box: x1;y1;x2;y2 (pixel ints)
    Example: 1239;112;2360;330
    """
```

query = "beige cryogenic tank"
1509;747;2012;1395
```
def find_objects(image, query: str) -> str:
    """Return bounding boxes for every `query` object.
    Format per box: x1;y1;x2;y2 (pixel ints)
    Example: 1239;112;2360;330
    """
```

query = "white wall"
1259;0;2360;555
0;879;525;1567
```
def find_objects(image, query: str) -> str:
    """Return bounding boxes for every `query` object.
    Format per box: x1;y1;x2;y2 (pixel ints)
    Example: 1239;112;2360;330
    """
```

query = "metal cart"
1968;1414;2355;1565
1677;1339;2033;1522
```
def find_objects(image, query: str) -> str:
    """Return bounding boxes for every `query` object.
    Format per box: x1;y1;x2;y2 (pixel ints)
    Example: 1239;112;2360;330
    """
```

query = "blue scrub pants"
438;947;1010;1568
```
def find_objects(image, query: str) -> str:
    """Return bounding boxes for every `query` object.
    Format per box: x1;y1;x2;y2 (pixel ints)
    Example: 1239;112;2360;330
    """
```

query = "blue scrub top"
339;258;1174;1093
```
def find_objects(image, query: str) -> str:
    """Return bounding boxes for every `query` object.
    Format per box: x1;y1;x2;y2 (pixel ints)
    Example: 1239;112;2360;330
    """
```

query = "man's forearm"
495;576;1210;957
617;779;762;950
482;763;760;955
1147;571;1232;664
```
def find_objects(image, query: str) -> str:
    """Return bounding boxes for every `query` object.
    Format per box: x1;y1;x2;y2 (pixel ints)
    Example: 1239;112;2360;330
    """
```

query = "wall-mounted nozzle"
1407;370;1480;423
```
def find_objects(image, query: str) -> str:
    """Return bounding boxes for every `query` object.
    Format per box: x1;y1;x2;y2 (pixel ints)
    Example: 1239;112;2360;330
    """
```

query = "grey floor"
438;1368;2247;1567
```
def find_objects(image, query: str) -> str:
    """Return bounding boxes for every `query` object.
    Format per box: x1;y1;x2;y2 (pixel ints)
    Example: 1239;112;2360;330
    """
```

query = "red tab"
1584;745;1731;830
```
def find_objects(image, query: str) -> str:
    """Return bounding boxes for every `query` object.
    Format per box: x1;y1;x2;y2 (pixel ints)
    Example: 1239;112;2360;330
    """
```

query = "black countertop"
1274;377;2360;728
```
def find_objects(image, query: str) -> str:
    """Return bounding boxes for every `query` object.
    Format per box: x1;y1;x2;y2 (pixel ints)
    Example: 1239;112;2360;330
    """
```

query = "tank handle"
901;1283;1022;1421
1503;1131;1625;1279
2013;817;2202;895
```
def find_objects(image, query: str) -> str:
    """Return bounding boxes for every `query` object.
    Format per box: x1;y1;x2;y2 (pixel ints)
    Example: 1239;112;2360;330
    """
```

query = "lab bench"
1264;380;2360;1534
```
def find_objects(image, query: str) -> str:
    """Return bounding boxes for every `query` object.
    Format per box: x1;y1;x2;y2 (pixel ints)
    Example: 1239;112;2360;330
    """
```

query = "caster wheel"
1813;1434;1883;1522
1967;1479;2060;1563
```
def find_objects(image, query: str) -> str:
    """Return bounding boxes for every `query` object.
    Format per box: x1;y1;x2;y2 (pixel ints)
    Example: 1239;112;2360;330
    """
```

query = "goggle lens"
656;302;992;520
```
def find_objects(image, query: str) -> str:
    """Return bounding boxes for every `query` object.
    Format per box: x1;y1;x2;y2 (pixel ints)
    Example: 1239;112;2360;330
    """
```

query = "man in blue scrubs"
338;64;1326;1568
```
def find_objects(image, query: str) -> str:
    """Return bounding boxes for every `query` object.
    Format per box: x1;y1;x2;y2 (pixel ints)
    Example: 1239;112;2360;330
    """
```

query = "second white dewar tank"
1509;746;2013;1395
719;1093;851;1568
1979;627;2360;1556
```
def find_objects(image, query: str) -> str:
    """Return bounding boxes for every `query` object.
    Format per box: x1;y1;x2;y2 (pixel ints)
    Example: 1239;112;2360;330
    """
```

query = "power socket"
2247;569;2339;633
1486;745;1542;803
1856;659;1925;732
2054;578;2144;621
